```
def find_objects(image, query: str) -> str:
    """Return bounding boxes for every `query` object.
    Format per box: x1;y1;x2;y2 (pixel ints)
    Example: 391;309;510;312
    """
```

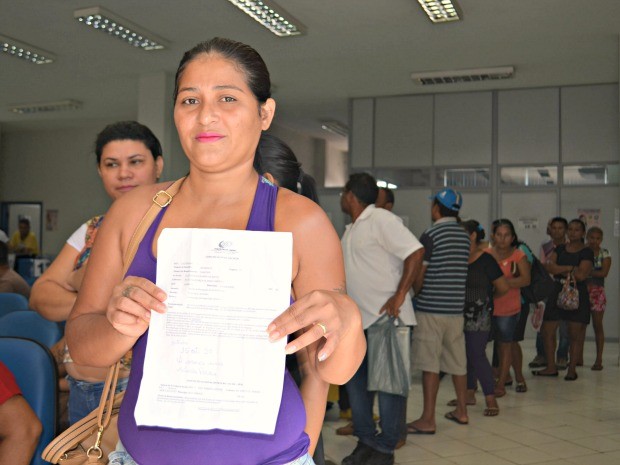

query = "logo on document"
212;240;238;257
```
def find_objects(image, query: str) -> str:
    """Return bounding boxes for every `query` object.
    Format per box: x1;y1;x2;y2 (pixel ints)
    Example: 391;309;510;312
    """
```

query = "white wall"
0;120;114;255
324;145;347;188
0;119;335;257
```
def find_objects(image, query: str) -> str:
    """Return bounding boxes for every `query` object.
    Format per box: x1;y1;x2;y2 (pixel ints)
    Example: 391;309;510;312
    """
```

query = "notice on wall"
518;217;539;231
45;209;58;231
577;208;601;230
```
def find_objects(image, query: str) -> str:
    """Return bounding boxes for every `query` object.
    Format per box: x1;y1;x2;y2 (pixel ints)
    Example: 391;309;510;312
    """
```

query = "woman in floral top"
586;227;611;371
30;121;163;424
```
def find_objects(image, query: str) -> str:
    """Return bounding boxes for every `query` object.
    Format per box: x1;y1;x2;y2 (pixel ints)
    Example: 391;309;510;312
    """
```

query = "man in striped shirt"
407;188;470;434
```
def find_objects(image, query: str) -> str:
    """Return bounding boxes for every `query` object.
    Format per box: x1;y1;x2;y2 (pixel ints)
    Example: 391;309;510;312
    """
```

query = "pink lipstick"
196;132;224;143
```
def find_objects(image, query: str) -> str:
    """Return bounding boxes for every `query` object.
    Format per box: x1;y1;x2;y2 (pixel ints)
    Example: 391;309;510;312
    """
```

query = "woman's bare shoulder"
274;188;330;232
104;181;172;243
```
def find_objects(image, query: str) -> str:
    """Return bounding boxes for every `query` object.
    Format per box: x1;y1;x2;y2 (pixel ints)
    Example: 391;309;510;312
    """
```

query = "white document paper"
134;228;292;434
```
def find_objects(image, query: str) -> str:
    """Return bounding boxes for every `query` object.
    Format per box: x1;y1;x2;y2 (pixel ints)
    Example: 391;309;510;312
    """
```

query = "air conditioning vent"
411;66;514;85
8;99;82;114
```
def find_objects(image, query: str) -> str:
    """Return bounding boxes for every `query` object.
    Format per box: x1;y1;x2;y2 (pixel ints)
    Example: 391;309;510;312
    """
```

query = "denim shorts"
109;441;316;465
493;313;520;343
67;375;129;425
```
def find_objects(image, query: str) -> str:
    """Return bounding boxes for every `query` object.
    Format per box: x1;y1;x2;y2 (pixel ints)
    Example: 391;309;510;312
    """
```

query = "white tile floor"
322;339;620;465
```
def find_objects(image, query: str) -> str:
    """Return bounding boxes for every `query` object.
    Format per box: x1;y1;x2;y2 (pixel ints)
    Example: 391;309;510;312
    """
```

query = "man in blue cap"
407;188;471;434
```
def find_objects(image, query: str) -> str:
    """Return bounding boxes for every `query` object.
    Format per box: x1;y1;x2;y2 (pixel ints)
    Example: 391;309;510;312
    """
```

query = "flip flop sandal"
591;364;603;371
531;370;559;377
515;382;527;393
444;411;468;425
447;399;476;407
494;388;506;398
407;425;436;435
484;407;499;417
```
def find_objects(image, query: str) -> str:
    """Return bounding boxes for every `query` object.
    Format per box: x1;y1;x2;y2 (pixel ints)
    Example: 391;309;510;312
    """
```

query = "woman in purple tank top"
66;38;365;465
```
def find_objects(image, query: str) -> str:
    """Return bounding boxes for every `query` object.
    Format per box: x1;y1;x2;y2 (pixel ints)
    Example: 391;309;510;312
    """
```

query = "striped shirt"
416;218;469;315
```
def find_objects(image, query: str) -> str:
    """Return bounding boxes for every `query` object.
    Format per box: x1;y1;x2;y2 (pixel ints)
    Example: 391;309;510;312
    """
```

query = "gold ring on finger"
316;322;327;336
122;286;134;298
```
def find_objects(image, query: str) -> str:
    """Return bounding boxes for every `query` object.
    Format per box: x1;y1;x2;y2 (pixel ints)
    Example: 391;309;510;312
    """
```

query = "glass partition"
500;166;558;187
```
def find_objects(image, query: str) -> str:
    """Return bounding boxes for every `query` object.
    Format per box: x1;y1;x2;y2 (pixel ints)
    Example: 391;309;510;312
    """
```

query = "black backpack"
521;252;555;303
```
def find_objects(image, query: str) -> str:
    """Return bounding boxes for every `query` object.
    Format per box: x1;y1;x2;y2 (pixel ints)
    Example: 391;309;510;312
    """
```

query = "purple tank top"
118;177;309;464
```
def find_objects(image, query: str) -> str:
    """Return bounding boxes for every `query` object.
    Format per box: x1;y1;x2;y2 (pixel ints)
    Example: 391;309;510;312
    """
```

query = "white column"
137;72;176;181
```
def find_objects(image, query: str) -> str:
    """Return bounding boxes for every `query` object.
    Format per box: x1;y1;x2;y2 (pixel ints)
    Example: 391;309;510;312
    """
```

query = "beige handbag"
42;178;185;464
42;364;123;464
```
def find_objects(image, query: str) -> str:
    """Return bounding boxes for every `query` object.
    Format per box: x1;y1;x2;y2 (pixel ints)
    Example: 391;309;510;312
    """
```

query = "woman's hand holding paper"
107;276;167;338
268;290;360;363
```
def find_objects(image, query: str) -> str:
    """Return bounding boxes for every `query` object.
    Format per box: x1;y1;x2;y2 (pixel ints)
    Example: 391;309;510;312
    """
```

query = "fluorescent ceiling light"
227;0;305;37
320;120;348;137
377;180;398;189
74;6;169;50
0;34;55;64
417;0;461;23
8;99;83;114
411;66;514;85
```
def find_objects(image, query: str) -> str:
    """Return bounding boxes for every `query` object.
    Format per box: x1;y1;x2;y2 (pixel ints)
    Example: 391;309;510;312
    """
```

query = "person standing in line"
585;226;611;371
0;242;31;298
29;121;165;425
529;217;569;370
340;173;424;465
255;133;326;465
338;183;407;449
375;185;408;449
407;188;470;433
375;187;395;212
538;219;593;380
487;220;531;397
0;229;8;244
8;218;39;256
449;220;509;416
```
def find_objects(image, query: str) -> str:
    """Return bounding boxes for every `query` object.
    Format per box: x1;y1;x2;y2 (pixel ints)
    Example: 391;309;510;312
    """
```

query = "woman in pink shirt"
489;219;531;397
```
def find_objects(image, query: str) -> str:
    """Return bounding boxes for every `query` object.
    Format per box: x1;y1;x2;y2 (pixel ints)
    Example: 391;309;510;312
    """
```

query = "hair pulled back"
492;218;519;248
460;219;486;244
174;37;271;104
254;134;319;204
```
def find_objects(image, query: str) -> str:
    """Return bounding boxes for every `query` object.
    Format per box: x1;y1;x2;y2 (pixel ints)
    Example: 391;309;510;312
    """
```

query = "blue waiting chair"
0;311;63;348
0;292;29;318
0;337;57;465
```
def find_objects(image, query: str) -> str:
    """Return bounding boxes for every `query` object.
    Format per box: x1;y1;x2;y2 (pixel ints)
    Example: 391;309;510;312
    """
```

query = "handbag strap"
88;177;187;457
122;176;186;275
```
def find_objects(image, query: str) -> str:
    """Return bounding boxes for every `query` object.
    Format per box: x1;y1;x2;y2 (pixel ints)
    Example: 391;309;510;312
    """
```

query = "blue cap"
432;188;462;212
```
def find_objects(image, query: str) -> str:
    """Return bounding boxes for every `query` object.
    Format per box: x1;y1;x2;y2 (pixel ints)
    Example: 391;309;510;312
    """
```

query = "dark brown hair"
173;37;271;104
